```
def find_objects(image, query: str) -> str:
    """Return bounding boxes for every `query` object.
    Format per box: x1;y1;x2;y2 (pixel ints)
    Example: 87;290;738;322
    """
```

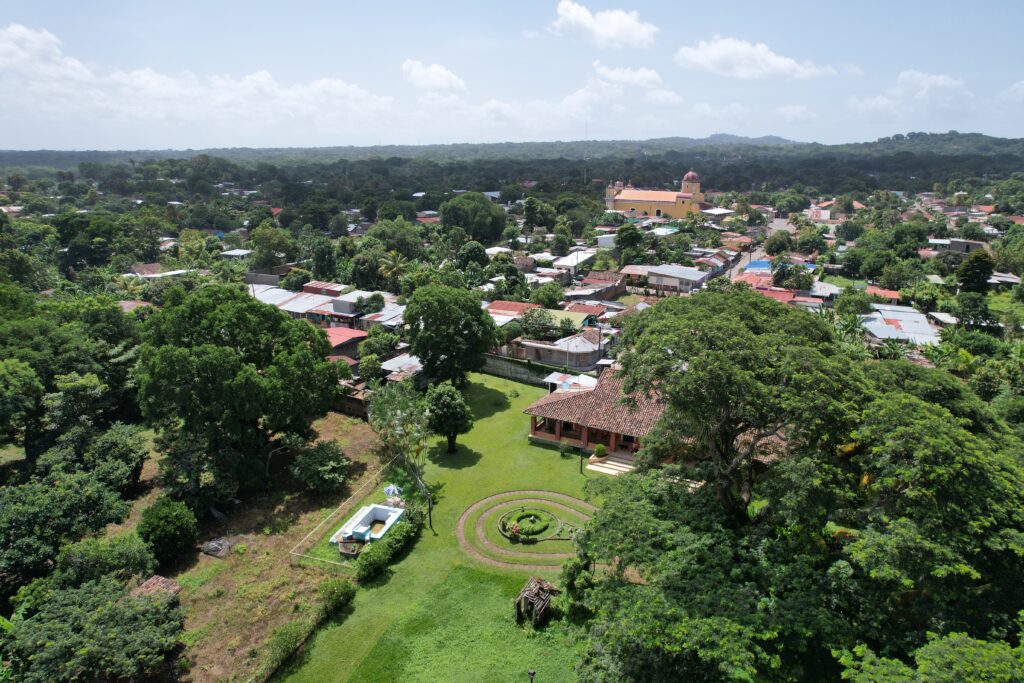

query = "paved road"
726;218;790;281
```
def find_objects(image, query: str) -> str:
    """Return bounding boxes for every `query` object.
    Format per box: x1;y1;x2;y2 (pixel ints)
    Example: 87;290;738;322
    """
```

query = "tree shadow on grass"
274;602;357;678
466;383;511;421
426;442;482;469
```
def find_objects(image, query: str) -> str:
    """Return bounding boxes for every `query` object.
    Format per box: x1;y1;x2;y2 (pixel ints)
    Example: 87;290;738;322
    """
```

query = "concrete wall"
244;272;280;286
482;354;558;386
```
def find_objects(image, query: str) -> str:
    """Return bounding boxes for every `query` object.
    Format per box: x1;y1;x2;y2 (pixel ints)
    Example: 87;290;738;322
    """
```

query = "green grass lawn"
278;374;599;683
0;442;25;466
616;293;645;306
987;289;1020;317
820;274;867;289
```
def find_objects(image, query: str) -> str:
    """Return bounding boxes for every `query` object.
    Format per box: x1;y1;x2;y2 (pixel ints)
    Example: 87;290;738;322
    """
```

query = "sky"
2;0;1023;150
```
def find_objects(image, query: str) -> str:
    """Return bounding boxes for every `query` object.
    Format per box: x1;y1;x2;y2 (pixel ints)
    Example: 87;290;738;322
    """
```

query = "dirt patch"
165;413;381;683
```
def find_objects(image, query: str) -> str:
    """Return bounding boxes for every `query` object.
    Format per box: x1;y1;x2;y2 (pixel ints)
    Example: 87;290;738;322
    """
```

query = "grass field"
820;274;867;289
278;374;598;683
0;442;24;466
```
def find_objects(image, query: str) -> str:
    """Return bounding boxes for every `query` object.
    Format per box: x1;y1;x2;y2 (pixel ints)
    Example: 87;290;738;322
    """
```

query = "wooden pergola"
514;577;560;627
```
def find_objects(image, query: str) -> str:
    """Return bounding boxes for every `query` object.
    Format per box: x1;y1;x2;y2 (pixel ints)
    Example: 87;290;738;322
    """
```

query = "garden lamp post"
528;670;536;682
579;448;583;474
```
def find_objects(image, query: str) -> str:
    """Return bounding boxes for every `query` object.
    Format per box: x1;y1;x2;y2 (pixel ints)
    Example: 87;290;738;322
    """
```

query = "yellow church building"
605;170;706;218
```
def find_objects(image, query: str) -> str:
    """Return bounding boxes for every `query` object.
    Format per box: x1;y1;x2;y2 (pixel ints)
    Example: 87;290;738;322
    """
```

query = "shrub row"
352;520;421;582
253;578;356;681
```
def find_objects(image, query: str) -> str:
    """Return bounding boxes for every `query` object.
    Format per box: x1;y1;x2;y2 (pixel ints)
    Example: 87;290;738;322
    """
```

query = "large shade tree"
566;287;1024;682
404;284;496;386
135;285;338;507
440;192;506;243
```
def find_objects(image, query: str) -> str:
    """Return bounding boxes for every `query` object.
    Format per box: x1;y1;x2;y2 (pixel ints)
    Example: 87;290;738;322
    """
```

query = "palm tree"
378;250;409;283
874;338;907;361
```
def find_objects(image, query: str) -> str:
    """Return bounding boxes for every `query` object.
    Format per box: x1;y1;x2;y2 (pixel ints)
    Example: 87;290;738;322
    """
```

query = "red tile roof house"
865;285;901;303
485;300;540;318
325;326;368;358
524;371;663;455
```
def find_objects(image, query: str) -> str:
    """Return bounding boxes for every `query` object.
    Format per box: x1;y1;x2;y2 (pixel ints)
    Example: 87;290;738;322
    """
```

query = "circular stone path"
455;490;596;570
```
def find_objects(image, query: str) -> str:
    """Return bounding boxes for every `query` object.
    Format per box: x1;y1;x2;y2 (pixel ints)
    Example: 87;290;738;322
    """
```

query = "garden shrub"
318;578;356;615
352;519;421;582
51;533;156;588
289;441;349;493
138;497;198;566
261;619;306;675
593;444;606;458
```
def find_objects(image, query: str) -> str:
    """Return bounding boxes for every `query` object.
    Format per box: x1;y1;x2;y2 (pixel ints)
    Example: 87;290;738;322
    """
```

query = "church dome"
683;170;700;182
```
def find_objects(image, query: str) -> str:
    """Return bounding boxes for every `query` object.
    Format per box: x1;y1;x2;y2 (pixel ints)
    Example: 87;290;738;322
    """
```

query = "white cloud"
401;59;466;92
0;23;699;148
998;79;1024;102
0;23;395;145
551;0;658;49
592;60;662;88
776;104;815;122
849;69;971;115
675;35;836;79
644;89;683;105
690;102;748;119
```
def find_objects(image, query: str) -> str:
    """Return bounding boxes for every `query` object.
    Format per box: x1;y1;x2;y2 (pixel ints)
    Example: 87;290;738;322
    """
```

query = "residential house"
359;302;406;331
580;270;626;298
303;281;347;297
524;371;663;454
553;250;596;276
485;300;540;319
380;353;423;382
325;327;368;359
861;304;939;346
514;328;606;371
221;248;253;260
701;207;734;224
927;238;986;254
646;264;710;294
865;285;900;303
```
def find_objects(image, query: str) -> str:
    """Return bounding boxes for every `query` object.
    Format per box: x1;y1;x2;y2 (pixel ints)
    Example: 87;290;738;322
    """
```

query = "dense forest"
3;131;1024;198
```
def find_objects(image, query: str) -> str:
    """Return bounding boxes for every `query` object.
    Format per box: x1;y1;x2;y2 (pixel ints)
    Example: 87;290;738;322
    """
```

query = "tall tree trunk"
447;433;457;453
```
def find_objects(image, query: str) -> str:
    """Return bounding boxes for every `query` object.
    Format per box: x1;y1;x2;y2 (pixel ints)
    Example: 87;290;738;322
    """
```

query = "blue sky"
2;0;1022;149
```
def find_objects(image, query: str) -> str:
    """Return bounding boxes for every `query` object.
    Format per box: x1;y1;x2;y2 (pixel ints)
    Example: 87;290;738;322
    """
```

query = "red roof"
733;272;773;289
757;289;796;303
683;170;700;182
581;270;624;285
416;215;441;224
566;303;605;316
486;300;540;316
325;327;368;347
1009;216;1024;225
974;205;996;214
524;372;663;438
270;207;283;217
866;285;900;301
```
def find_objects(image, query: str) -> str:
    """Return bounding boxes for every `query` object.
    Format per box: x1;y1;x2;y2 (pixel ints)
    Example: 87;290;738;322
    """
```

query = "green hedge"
352;520;421;582
318;578;356;615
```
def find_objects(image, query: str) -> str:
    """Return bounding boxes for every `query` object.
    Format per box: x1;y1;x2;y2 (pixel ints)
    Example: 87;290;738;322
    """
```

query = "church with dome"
604;170;708;218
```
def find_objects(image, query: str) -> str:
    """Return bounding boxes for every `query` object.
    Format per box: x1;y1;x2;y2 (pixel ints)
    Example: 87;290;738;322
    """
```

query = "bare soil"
111;414;382;683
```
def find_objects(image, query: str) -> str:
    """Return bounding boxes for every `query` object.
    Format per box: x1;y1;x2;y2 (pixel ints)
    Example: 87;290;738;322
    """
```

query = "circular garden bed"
455;491;596;568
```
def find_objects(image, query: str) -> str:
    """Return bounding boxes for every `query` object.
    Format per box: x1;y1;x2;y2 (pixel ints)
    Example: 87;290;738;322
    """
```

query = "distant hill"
1;131;1023;170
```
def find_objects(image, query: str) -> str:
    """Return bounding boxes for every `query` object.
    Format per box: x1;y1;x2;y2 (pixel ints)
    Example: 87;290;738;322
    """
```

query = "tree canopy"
135;285;338;507
404;284;496;385
566;287;1024;682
